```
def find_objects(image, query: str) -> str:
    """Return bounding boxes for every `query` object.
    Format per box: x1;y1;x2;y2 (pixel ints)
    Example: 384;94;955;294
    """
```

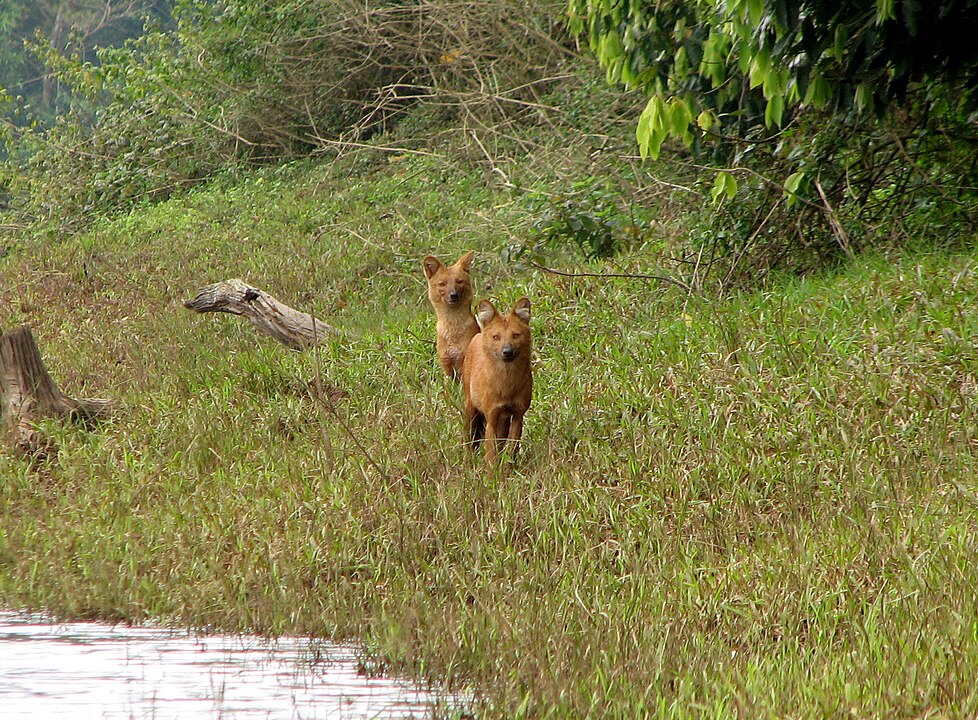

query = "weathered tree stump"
0;325;113;454
183;278;336;349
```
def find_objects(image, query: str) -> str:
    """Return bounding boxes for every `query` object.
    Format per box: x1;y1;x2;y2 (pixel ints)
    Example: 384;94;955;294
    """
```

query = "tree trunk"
0;325;112;454
42;3;69;113
183;278;337;349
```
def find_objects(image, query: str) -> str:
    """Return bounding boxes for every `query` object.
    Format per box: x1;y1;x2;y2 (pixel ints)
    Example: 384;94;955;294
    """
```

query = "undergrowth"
2;148;978;718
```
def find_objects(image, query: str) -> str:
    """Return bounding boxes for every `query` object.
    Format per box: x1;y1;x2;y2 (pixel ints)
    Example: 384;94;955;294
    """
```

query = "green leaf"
747;0;764;26
803;74;831;108
875;0;896;23
854;82;874;113
784;170;805;206
762;68;788;99
598;32;624;67
764;93;784;127
636;95;668;159
700;31;730;87
749;47;771;89
669;97;693;144
696;110;715;131
833;25;847;62
711;171;738;203
737;39;753;75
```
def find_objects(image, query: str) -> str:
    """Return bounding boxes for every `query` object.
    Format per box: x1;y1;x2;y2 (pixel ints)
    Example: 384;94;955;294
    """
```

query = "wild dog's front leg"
440;349;462;381
483;407;503;463
464;400;484;450
440;355;455;380
506;411;524;457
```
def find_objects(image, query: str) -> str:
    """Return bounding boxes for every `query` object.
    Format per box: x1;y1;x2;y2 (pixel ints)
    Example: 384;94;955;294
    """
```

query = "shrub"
2;0;570;233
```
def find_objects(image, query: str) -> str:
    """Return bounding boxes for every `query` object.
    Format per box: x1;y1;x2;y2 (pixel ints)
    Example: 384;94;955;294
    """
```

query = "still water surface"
0;610;442;719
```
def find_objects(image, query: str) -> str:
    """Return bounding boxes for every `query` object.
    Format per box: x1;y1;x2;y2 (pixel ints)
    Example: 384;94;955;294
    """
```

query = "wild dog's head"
475;297;531;363
423;251;474;308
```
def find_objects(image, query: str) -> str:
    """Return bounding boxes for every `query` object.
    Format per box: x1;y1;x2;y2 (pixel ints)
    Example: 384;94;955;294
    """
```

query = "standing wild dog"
463;297;532;462
422;251;479;381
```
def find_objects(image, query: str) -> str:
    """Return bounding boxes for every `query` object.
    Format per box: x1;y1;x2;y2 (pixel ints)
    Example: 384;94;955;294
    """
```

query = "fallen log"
183;278;336;349
0;325;113;454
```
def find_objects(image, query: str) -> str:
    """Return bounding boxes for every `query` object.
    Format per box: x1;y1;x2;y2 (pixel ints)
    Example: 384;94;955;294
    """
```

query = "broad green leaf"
637;96;668;159
833;25;847;62
669;97;693;141
697;110;715;131
674;46;689;79
765;93;784;127
784;170;805;206
747;0;764;26
749;47;771;89
762;68;788;99
636;101;652;151
875;0;895;22
804;74;831;108
598;32;624;66
737;38;753;75
854;82;873;113
711;171;738;203
700;31;730;87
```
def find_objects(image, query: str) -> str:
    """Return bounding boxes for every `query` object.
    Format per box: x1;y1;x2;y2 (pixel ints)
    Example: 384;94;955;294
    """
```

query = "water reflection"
0;610;440;719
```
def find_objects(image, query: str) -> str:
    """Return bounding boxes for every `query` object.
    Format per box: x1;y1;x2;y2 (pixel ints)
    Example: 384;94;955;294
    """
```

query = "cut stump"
0;325;112;454
183;278;336;349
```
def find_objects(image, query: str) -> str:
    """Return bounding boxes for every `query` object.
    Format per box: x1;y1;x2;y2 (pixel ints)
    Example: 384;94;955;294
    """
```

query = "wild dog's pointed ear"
476;299;497;330
513;297;531;323
422;256;442;279
456;250;475;272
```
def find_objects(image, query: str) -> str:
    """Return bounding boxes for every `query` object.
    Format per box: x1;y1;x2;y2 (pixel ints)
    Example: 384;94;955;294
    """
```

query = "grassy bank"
2;149;978;718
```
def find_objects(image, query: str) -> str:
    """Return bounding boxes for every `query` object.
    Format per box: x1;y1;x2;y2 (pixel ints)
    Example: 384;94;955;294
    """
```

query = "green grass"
2;149;978;718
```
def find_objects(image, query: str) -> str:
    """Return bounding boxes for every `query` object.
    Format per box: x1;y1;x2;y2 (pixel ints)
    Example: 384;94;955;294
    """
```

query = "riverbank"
2;152;978;717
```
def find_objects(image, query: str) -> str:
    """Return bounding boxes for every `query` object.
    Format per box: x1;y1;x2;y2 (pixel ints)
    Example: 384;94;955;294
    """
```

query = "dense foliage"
568;0;978;156
568;0;978;279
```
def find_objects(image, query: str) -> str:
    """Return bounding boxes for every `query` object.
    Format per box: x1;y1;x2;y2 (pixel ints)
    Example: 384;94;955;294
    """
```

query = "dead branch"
183;278;337;349
526;260;692;293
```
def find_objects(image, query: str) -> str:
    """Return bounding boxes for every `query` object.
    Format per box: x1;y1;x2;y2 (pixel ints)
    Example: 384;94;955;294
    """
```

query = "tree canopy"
0;0;173;122
568;0;978;159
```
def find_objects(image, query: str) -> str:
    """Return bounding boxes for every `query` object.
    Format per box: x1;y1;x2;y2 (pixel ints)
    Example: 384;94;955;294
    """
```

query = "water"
0;610;443;719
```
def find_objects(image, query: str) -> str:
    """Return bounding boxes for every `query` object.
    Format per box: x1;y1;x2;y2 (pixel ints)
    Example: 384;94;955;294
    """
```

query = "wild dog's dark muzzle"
501;345;517;361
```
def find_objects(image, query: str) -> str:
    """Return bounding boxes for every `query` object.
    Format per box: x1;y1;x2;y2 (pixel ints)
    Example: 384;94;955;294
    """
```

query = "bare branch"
526;260;693;293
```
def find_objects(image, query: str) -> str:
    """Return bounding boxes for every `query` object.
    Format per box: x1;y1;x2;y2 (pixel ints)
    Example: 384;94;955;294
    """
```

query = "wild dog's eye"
492;334;501;341
438;281;446;287
512;332;521;338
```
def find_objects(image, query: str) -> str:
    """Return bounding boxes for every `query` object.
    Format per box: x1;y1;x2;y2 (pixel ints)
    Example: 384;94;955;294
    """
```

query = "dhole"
422;251;479;381
462;297;532;462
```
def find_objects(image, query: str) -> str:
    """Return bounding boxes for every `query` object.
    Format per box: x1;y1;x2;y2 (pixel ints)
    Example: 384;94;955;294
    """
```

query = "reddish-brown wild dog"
422;251;479;381
463;297;532;462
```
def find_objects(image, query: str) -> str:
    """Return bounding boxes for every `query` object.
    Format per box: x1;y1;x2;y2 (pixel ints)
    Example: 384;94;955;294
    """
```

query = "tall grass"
2;152;978;717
